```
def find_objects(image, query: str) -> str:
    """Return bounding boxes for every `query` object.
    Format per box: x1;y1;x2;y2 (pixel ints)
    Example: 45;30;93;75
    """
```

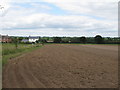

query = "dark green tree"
70;37;80;43
36;40;39;43
94;35;104;44
41;39;47;45
80;36;86;44
36;37;41;43
12;37;18;49
18;37;24;42
53;37;62;43
41;39;47;43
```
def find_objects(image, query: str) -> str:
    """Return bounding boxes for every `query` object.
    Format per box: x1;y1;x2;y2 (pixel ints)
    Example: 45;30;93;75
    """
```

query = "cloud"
42;0;118;20
2;13;117;33
2;28;118;37
30;3;52;10
1;0;118;37
0;0;11;17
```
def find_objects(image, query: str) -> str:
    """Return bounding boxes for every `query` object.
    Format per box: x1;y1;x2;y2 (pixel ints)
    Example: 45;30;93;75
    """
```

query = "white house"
29;36;39;43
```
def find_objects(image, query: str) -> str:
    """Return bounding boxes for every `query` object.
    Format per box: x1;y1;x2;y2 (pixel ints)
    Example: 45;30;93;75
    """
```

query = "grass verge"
2;43;43;65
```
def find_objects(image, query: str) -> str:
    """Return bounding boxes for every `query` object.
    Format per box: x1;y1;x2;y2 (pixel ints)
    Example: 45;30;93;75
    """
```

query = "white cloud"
2;28;118;37
2;12;117;34
0;0;12;17
30;3;52;10
1;0;118;37
42;0;118;20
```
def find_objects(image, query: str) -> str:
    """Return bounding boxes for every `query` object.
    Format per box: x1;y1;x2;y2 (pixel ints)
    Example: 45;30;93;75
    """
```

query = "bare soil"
2;44;118;88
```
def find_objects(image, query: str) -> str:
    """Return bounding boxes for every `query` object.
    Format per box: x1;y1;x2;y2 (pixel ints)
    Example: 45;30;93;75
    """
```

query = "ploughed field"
3;44;118;88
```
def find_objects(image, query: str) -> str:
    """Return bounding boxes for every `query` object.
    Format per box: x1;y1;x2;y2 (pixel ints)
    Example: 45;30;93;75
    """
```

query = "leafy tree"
35;37;41;43
94;35;104;44
70;37;80;43
40;39;47;45
53;37;62;43
36;40;39;43
61;37;70;43
39;37;41;41
18;37;24;42
12;37;18;49
80;36;86;44
41;39;47;43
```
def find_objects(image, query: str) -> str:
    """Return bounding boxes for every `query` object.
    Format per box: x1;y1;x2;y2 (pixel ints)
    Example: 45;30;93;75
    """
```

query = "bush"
94;35;104;44
53;37;62;43
80;36;86;44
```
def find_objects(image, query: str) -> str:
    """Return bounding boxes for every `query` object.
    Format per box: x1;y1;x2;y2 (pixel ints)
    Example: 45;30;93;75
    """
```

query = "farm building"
29;36;39;43
47;40;53;43
0;35;12;43
21;39;29;43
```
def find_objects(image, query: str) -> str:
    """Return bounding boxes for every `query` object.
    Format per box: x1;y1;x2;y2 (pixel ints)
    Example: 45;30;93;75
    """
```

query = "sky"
0;0;119;37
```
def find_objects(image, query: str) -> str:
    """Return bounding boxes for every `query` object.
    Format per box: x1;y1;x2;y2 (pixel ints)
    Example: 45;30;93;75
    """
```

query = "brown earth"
2;44;118;88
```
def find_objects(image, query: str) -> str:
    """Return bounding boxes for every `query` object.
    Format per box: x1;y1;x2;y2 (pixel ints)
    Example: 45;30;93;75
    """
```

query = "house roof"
1;35;11;39
21;39;29;42
29;36;39;39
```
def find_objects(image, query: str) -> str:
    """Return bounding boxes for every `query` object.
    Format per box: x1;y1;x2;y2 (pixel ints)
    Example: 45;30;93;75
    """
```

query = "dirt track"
3;44;118;88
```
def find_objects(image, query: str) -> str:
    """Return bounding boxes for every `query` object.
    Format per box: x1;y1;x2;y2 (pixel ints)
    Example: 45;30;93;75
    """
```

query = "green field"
2;43;42;65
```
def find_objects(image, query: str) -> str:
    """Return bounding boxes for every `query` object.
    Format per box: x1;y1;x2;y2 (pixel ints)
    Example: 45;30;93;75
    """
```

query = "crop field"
2;44;118;88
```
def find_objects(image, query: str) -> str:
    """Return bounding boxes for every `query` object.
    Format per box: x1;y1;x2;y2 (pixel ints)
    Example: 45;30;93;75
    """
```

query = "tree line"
11;35;120;45
52;35;120;44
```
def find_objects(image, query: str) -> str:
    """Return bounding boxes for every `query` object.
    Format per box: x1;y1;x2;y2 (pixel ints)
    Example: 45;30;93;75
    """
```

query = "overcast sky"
0;0;119;37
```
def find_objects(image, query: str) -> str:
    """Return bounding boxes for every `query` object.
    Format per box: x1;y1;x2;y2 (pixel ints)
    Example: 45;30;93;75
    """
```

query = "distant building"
29;36;39;43
47;40;53;43
21;39;29;43
0;35;12;43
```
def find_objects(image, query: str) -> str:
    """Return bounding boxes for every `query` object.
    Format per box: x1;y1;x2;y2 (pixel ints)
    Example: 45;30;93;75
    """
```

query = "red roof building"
0;35;12;43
